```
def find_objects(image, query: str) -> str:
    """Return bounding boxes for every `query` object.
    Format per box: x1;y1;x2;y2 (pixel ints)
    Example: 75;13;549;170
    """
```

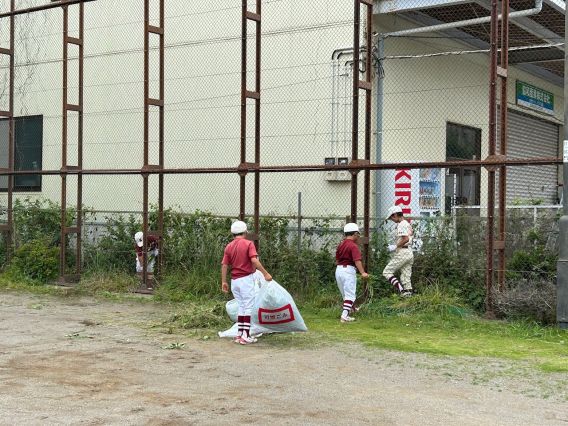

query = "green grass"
311;312;565;365
298;305;568;373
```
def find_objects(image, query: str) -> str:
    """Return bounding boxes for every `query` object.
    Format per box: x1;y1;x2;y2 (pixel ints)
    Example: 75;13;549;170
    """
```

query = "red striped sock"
243;315;251;338
342;300;353;318
388;276;403;292
237;315;244;337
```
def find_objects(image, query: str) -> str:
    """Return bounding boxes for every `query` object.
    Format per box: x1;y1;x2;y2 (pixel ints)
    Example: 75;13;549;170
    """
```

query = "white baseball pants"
136;249;158;273
231;273;256;316
383;249;414;290
335;265;357;301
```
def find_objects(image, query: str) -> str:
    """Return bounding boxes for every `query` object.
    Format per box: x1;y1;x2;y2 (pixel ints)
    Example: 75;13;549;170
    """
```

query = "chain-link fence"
0;0;563;314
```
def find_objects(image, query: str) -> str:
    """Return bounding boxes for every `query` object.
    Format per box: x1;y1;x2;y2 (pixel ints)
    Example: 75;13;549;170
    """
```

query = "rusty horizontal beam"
245;90;260;100
0;47;11;55
66;104;82;112
245;11;261;21
142;164;161;171
60;166;81;172
148;98;164;107
0;158;560;177
238;162;260;169
359;80;372;91
0;0;96;19
0;111;12;117
65;36;83;46
64;227;81;234
147;25;164;35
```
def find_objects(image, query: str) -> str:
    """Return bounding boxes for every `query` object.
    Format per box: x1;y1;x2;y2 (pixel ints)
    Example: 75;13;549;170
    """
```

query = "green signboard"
516;81;554;115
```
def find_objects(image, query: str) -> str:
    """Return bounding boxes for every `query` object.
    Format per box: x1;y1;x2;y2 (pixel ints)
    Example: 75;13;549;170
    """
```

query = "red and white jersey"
395;219;413;247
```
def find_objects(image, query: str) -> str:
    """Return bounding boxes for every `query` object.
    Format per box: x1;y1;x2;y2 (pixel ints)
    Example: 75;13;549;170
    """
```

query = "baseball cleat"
238;336;258;345
340;316;355;323
351;306;360;313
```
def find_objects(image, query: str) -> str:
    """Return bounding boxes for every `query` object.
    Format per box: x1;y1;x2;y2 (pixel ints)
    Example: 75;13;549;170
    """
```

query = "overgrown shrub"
259;216;339;297
83;213;140;273
149;208;233;273
13;197;76;249
0;198;77;276
411;214;486;312
507;229;557;280
493;279;556;325
10;238;59;284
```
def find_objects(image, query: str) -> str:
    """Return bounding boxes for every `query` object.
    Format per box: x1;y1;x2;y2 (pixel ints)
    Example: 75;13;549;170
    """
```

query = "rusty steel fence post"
240;0;261;246
362;0;372;296
350;0;360;224
485;0;499;316
77;2;84;280
497;0;510;292
351;0;373;296
59;2;84;284
7;0;14;265
142;0;165;291
0;0;15;264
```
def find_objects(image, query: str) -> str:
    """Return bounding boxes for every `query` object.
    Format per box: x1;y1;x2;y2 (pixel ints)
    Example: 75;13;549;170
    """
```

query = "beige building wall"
0;2;563;218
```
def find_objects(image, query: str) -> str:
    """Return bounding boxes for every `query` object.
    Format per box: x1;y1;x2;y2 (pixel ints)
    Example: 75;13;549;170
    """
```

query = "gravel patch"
0;290;567;425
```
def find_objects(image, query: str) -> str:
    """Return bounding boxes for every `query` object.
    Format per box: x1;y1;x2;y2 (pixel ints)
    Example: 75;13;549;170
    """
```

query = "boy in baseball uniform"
335;223;369;322
134;231;159;284
383;206;414;297
221;220;272;345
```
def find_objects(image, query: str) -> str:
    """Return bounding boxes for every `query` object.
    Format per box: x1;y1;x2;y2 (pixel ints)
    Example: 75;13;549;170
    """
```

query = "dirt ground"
0;290;567;426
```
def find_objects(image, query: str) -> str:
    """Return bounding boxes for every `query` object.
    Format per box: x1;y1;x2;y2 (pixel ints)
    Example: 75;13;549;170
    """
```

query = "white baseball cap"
343;223;359;233
134;231;144;247
231;220;247;234
386;205;403;219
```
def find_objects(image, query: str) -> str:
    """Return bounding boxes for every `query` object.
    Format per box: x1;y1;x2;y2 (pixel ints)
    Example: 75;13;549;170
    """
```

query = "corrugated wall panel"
497;109;559;204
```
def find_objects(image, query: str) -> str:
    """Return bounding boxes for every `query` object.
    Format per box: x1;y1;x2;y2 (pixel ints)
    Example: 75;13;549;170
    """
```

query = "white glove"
387;244;397;252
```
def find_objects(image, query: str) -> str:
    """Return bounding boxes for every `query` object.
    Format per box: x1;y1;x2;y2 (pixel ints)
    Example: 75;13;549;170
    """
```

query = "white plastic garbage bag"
219;279;307;338
251;279;307;334
225;299;239;323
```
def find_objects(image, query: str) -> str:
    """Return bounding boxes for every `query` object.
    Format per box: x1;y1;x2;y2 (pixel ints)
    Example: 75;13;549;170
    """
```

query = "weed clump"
165;302;231;330
492;279;556;325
